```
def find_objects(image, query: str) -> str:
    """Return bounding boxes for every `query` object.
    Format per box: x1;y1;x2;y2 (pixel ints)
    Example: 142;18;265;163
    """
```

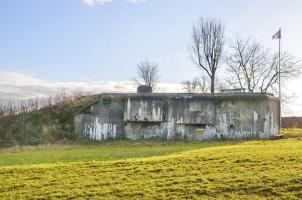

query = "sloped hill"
0;138;301;199
0;95;100;147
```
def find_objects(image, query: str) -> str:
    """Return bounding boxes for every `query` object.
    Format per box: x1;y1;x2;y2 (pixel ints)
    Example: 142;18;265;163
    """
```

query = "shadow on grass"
0;139;253;167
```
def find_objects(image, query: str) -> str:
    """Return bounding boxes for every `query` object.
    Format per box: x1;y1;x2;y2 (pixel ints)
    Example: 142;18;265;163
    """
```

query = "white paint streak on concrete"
264;113;270;135
151;105;161;121
253;111;258;135
164;118;174;140
270;112;274;135
127;98;131;120
113;125;117;138
84;118;117;141
219;113;228;135
176;123;185;138
158;107;161;121
152;106;157;121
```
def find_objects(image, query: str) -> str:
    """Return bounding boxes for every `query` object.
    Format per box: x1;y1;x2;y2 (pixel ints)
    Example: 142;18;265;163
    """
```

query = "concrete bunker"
74;91;280;141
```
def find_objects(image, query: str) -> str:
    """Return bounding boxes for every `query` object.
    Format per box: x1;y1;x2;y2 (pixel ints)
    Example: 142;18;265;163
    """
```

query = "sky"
0;0;302;115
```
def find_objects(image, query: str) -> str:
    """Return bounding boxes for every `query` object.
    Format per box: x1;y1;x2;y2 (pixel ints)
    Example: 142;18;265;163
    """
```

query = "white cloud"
0;71;183;103
2;71;299;116
82;0;112;6
82;0;146;7
127;0;146;3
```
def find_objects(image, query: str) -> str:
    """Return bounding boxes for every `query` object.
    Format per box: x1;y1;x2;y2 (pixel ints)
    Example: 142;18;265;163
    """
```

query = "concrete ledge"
272;134;285;140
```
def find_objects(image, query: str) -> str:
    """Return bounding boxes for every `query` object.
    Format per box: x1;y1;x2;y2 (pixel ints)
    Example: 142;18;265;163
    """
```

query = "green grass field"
0;130;301;199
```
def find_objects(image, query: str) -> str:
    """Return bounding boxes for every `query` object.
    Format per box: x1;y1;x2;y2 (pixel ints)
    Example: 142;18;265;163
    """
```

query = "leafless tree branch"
135;59;159;89
182;76;209;93
226;38;301;94
190;17;225;93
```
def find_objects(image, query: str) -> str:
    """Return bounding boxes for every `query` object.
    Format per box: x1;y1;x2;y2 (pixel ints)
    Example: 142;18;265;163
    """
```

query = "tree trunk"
211;75;215;93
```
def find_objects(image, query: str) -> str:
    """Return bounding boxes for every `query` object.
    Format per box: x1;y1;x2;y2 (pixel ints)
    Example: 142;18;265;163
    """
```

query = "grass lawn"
0;130;301;199
0;141;238;166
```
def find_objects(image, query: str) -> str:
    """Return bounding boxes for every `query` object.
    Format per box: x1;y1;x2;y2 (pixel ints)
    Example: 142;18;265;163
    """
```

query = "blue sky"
1;0;302;115
1;0;301;82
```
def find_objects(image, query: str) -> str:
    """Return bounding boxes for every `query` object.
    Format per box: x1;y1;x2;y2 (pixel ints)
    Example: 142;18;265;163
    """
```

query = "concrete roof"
101;92;279;101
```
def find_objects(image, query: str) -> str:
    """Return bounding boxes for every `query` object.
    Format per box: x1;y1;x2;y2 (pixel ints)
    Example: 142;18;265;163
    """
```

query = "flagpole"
278;28;281;134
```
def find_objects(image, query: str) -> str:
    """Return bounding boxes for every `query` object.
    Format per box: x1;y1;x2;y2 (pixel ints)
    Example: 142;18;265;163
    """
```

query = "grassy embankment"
0;129;301;199
0;95;100;147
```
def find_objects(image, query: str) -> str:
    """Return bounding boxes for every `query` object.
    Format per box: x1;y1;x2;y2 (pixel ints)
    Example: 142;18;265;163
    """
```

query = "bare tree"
260;52;300;93
135;60;159;89
227;38;300;93
190;17;225;93
182;76;209;93
197;75;209;93
226;38;268;92
182;78;199;93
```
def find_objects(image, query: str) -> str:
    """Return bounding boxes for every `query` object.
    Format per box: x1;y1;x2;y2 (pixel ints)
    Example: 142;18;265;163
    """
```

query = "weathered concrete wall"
74;96;124;140
74;93;280;141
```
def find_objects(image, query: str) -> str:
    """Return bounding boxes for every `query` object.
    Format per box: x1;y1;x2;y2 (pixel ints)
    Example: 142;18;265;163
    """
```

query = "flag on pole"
272;29;281;39
272;28;282;134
